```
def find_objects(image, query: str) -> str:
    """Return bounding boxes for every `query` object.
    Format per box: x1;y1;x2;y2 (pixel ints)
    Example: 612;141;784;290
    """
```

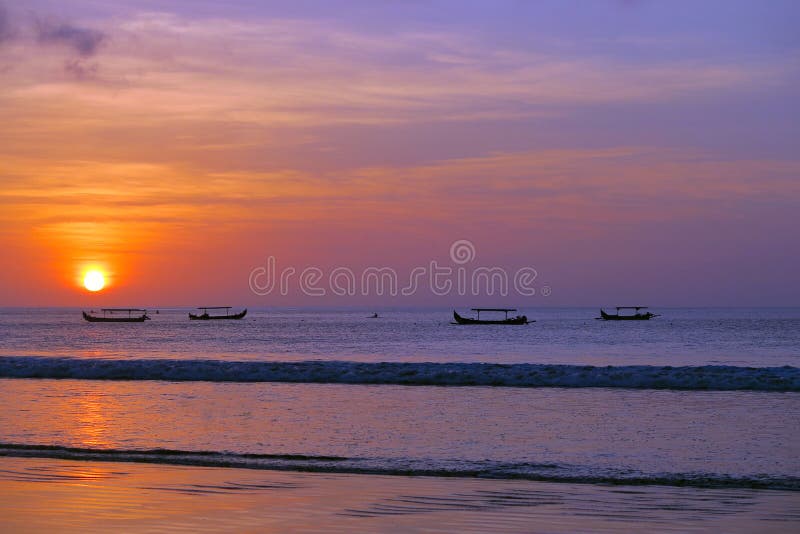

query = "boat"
189;306;247;320
452;308;533;325
597;307;659;320
82;308;150;322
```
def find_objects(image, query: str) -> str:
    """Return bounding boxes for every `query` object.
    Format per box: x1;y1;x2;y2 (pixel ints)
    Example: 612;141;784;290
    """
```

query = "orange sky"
1;1;798;306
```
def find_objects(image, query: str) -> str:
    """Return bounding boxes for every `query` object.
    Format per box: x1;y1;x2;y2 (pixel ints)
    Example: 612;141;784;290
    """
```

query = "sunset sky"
1;0;798;307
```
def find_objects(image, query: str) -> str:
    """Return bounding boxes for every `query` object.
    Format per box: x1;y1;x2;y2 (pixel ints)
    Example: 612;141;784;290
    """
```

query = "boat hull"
599;309;655;321
189;309;247;320
452;311;530;325
83;311;148;322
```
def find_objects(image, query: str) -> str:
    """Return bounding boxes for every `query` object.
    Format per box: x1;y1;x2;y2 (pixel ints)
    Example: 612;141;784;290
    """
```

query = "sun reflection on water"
74;393;114;449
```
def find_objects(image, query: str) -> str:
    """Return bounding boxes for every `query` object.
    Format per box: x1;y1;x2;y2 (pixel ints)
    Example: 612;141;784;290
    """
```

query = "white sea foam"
0;357;798;391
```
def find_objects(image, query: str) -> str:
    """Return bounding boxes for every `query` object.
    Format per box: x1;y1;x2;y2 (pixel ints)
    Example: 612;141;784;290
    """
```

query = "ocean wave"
1;356;799;390
1;443;797;491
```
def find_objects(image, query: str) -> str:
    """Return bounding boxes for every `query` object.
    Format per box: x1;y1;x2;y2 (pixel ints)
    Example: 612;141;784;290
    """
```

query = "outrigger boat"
189;306;247;320
598;307;659;321
452;308;532;325
82;308;150;322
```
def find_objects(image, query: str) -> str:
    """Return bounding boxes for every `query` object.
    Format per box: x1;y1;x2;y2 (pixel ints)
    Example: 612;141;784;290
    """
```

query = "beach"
2;456;799;533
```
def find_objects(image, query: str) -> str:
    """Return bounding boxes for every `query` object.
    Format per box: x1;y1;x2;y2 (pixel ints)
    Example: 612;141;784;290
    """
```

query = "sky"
1;0;798;307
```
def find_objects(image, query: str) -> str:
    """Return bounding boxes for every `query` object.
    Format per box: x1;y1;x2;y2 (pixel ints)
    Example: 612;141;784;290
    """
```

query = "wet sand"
1;457;798;533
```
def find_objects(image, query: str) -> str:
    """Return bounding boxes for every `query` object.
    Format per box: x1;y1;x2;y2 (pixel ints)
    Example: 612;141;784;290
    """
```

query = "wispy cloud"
1;10;788;128
34;17;105;57
3;147;798;235
0;3;106;80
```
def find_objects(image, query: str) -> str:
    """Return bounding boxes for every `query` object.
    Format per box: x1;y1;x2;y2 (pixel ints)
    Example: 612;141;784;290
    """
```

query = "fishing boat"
452;308;532;325
598;307;659;320
82;308;150;322
189;306;247;320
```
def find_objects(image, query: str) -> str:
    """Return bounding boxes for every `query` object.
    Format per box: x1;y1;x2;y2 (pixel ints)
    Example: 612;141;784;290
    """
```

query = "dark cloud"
35;18;105;57
64;59;99;80
0;4;14;43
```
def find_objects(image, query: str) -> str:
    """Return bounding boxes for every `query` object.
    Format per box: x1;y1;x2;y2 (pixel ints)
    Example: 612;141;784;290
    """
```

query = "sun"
83;270;105;292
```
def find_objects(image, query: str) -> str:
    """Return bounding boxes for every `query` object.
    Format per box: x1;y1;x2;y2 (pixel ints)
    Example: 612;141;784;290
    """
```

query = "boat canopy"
196;306;233;310
615;306;648;310
471;308;517;312
101;308;147;312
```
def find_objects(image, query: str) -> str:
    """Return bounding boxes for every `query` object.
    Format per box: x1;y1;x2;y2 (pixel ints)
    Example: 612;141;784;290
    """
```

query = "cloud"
2;147;798;233
64;58;99;80
1;10;790;125
35;17;105;57
0;3;14;43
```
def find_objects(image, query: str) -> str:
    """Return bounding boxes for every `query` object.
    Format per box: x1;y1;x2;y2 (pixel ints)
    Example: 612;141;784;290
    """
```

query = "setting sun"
83;270;105;292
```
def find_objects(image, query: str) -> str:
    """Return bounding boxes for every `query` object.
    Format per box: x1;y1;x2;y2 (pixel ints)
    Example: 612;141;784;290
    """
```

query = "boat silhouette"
82;308;150;322
189;307;247;320
597;307;659;320
452;308;532;325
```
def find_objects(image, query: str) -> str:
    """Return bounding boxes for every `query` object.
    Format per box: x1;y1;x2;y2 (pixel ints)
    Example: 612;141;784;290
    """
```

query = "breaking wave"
0;357;798;391
1;443;797;490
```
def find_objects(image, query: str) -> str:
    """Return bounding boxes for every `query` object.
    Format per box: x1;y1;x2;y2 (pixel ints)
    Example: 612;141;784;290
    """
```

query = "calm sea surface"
2;307;799;365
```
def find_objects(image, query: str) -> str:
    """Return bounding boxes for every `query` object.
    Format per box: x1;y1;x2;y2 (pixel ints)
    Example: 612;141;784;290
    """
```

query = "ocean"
1;307;799;531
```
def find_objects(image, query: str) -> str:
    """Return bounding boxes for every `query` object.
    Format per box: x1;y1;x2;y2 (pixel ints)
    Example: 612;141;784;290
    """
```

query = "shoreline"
3;443;799;491
2;456;799;533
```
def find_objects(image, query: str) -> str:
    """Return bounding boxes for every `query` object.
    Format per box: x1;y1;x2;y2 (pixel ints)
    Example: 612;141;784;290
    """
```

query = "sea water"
1;307;799;525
